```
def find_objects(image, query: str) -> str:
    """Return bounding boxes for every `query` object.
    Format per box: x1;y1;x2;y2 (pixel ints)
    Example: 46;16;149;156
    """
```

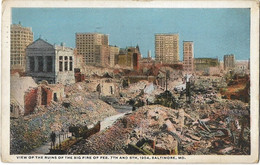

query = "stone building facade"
194;58;219;71
224;54;235;70
109;46;119;67
11;23;33;71
74;49;84;70
155;34;179;64
95;45;110;67
116;46;141;70
76;33;109;65
26;38;75;84
183;41;194;73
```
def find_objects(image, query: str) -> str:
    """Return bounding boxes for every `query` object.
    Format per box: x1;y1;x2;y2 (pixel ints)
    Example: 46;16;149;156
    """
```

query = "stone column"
34;56;38;72
26;56;30;72
43;56;47;72
52;56;55;72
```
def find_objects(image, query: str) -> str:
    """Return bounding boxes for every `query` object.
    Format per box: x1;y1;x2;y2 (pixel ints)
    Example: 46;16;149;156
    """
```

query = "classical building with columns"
25;38;75;84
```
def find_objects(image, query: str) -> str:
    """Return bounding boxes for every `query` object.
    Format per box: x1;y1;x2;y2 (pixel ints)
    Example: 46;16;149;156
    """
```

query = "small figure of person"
132;106;136;111
50;131;56;149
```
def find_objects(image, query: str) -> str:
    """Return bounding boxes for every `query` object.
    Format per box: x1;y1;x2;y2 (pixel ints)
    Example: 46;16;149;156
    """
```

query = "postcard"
1;0;259;163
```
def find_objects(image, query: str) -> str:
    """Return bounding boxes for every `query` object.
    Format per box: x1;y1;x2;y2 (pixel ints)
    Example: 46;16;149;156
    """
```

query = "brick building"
10;73;38;118
10;23;33;71
183;41;194;73
26;38;75;84
116;46;141;70
155;34;179;64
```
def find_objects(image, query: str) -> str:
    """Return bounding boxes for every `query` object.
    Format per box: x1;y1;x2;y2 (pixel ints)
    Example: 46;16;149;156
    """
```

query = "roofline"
26;38;54;48
155;33;179;35
75;32;109;35
195;57;218;60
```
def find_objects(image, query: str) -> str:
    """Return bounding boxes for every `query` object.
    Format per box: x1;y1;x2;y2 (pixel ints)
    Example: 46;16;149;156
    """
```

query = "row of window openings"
11;32;32;34
11;57;23;61
77;47;95;49
59;62;73;72
11;35;32;38
11;42;29;45
59;56;73;61
11;61;23;65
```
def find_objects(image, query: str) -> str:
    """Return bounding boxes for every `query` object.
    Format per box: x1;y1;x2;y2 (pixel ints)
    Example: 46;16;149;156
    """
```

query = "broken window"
38;57;43;72
69;62;73;71
53;93;58;102
65;62;68;71
29;57;35;72
59;61;63;72
41;88;47;105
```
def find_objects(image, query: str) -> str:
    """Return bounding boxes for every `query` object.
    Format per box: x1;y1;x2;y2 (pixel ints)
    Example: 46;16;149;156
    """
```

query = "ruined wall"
24;88;38;115
75;72;85;82
100;83;116;96
11;73;38;115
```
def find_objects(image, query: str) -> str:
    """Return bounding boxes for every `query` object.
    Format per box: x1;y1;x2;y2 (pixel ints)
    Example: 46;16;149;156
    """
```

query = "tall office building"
224;54;235;70
11;23;34;71
95;45;110;67
183;41;194;73
155;34;179;64
109;46;119;67
75;33;109;65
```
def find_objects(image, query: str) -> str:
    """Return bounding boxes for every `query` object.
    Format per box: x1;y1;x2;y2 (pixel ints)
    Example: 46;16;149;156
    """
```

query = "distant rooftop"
75;32;109;35
155;33;179;36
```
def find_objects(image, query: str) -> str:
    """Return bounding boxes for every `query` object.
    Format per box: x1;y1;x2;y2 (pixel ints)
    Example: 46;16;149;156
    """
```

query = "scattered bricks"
154;144;171;155
122;118;129;128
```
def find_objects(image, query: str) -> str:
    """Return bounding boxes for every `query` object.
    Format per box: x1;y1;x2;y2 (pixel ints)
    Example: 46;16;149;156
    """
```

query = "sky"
12;8;250;61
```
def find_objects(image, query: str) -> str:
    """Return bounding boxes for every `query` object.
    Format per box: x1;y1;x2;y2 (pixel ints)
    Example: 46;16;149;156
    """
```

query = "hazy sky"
12;8;250;60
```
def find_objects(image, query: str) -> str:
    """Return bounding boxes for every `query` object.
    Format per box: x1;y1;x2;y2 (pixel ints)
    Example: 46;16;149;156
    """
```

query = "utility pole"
166;70;170;91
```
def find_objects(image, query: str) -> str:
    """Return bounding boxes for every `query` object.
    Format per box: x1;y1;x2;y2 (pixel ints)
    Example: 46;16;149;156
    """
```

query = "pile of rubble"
67;96;250;155
10;91;118;154
118;80;165;107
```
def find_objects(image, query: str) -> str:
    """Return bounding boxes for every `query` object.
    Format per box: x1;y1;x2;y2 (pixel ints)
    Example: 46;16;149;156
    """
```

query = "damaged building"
116;46;141;70
11;72;65;117
24;81;64;115
25;38;75;84
194;58;220;75
10;73;38;118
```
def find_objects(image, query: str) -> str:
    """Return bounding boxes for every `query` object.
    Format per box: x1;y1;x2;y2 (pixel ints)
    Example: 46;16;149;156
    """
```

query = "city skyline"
12;8;250;60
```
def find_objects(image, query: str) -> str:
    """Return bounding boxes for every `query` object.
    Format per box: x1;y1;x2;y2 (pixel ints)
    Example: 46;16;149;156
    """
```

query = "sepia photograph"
1;0;259;163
